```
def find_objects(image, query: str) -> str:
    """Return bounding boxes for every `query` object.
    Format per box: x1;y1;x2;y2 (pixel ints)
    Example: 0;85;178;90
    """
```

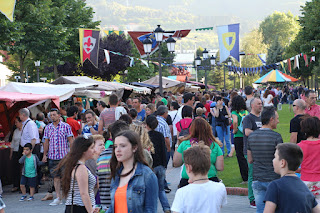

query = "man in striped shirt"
42;108;73;206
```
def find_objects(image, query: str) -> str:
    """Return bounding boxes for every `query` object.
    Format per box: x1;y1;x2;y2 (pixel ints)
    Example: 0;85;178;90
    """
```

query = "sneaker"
250;200;257;209
27;196;34;201
41;193;53;201
164;186;171;193
49;198;63;206
19;195;27;202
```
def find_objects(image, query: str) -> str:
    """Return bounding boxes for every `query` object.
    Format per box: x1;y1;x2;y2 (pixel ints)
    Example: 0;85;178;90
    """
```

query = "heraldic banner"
217;23;240;63
128;30;191;58
79;28;100;68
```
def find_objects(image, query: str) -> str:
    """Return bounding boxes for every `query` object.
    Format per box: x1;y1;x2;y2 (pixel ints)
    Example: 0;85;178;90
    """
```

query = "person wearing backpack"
175;105;193;142
231;96;249;184
173;117;224;188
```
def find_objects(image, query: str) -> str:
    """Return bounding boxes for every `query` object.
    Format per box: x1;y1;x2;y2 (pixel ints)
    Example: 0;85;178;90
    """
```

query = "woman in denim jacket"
107;130;158;213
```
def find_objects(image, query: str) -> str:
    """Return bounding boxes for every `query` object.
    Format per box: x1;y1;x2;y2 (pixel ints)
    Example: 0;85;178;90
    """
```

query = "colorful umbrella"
254;69;298;84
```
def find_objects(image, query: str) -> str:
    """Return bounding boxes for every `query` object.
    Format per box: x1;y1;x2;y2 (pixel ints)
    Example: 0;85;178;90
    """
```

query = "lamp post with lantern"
142;25;176;95
223;57;232;90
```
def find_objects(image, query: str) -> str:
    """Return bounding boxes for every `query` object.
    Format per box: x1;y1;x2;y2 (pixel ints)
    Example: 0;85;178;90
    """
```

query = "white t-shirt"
171;181;227;213
168;110;179;136
262;94;273;107
115;106;127;120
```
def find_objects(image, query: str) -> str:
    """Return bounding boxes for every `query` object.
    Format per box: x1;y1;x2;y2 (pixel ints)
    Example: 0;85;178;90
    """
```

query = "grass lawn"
217;104;294;187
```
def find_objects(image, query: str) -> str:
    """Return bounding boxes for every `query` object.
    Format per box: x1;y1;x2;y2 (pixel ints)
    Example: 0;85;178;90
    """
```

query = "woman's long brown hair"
55;136;94;198
110;130;149;180
184;117;222;147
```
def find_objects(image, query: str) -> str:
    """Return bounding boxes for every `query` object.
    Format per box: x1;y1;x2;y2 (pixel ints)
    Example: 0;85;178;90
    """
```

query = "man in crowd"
97;101;107;113
66;106;81;138
98;94;118;134
19;108;40;157
242;97;263;208
304;90;320;119
42;109;73;206
244;86;254;112
290;99;307;143
177;93;195;121
75;102;85;120
132;97;146;122
247;107;283;212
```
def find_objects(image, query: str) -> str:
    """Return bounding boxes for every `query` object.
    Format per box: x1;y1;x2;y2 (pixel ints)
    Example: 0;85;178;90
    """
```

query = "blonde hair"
91;134;105;143
130;123;155;154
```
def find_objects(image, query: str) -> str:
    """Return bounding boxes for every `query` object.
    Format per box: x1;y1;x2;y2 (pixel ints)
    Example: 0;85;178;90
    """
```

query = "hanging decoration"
79;28;100;68
104;30;124;36
195;27;214;31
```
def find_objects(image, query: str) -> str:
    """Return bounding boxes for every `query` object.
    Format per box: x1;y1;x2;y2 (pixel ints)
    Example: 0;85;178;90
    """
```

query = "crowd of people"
1;84;320;213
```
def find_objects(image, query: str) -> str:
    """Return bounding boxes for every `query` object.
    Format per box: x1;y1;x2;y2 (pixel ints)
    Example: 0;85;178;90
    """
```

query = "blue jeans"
153;166;170;211
211;116;216;136
216;125;231;155
252;181;270;213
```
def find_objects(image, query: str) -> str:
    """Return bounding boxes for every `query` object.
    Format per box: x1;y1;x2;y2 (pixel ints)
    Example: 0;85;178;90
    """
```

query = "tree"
259;11;300;47
267;37;284;65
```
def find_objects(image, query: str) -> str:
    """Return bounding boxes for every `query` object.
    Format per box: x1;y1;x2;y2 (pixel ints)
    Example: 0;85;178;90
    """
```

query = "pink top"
298;139;320;181
305;104;320;119
176;118;193;133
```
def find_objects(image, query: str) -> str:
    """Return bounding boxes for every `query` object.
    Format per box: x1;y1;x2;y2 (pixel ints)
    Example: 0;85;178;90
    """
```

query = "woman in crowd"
9;117;23;192
231;95;249;184
175;105;193;139
173;117;224;188
298;116;320;203
58;136;98;213
107;130;158;213
213;96;232;156
82;110;99;136
262;89;274;107
146;103;156;116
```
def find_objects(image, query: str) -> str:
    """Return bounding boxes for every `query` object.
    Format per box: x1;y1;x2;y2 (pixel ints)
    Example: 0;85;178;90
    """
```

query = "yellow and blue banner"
0;0;16;22
217;23;240;63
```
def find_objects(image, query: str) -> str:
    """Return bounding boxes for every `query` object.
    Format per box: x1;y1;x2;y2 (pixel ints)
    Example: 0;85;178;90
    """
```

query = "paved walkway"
2;160;255;213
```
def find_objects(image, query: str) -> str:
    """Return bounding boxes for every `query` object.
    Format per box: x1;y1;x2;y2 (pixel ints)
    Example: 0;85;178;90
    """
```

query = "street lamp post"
223;58;232;90
195;48;216;92
34;60;40;82
142;25;176;95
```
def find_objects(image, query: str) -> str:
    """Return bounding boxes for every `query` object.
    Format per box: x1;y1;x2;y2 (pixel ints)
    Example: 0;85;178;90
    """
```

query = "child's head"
196;107;204;116
183;144;211;176
273;143;303;174
23;143;33;155
145;115;158;130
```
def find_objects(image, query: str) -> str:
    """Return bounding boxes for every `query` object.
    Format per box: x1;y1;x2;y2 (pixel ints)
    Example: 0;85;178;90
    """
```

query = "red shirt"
305;104;320;119
298;139;320;181
66;117;81;137
176;118;193;133
204;101;212;117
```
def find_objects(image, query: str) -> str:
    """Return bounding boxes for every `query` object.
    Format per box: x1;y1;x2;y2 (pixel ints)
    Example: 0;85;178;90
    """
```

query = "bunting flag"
293;55;300;69
129;57;134;67
257;54;267;65
303;54;309;67
128;29;191;58
311;47;316;62
140;59;149;68
217;23;240;63
287;59;292;73
0;0;15;22
195;27;214;31
104;50;110;64
104;30;124;36
280;61;286;73
79;28;100;68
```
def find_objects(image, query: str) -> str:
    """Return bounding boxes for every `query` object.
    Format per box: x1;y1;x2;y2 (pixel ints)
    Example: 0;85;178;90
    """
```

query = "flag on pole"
128;29;190;58
217;23;240;63
0;0;16;22
79;29;100;68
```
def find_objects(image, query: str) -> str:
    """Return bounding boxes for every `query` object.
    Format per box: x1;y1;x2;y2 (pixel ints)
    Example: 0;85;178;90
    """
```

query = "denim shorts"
48;159;61;178
20;175;37;188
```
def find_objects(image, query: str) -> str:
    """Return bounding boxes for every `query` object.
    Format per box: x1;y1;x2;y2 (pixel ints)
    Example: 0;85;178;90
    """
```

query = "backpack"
237;111;249;133
179;121;192;137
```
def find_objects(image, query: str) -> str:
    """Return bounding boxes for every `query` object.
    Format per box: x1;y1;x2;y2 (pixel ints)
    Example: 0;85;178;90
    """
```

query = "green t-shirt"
177;140;223;179
25;155;36;178
231;110;248;138
105;140;113;149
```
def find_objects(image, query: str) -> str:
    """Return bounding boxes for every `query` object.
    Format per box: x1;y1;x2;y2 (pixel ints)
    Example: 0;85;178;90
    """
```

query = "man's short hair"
67;106;79;117
261;106;276;125
133;97;141;103
295;99;306;110
156;101;165;109
250;97;261;107
19;108;30;118
98;101;107;108
146;115;158;130
182;105;193;118
36;113;44;121
109;94;118;106
183;144;211;176
111;120;129;140
156;105;168;116
129;108;138;119
171;101;180;110
183;93;194;103
276;143;303;171
244;86;253;95
305;90;316;98
50;108;61;115
24;143;33;150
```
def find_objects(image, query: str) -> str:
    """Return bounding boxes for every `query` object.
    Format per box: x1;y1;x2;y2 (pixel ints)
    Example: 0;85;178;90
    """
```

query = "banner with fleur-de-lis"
79;28;100;68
